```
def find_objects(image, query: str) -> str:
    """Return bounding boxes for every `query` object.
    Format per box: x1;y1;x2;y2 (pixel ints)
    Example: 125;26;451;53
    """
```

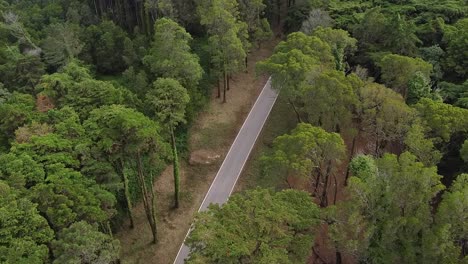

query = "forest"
0;0;467;263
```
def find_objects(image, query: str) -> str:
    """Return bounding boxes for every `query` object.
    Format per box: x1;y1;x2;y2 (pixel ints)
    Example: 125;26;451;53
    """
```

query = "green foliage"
407;71;433;104
0;181;54;264
301;70;360;131
414;98;468;142
0;92;38;148
432;173;468;263
331;152;446;263
147;78;189;129
197;0;248;78
41;23;83;67
238;0;272;45
52;221;120;264
460;140;468;163
38;60;128;119
186;188;321;263
356;82;415;153
312;26;357;71
443;18;468;80
262;123;346;184
257;31;334;102
404;124;442;166
438;81;468;108
143;18;203;89
81;20;129;74
378;54;433;99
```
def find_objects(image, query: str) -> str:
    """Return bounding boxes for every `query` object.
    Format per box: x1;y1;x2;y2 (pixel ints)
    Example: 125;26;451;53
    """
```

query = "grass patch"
193;121;233;150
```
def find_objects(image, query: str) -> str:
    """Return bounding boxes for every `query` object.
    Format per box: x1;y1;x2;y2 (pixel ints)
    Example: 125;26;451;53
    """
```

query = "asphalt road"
173;77;278;264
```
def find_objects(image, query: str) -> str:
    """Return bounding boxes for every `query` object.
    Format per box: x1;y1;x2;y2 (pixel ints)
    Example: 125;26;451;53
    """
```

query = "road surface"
173;77;278;264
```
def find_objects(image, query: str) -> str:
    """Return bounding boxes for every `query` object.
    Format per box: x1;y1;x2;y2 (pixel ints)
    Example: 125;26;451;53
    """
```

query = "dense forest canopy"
0;0;467;263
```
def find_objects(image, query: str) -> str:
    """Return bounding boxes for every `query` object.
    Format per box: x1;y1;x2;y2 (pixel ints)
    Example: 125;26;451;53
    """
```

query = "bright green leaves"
146;79;190;129
414;98;468;142
0;182;54;264
262;123;345;202
186;188;320;263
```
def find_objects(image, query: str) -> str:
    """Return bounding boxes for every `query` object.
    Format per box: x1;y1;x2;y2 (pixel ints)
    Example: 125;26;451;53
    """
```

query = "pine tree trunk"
171;128;180;208
320;160;333;207
344;135;357;186
136;152;157;243
217;78;221;98
223;71;227;103
227;74;230;91
120;159;134;228
288;98;302;123
336;250;342;264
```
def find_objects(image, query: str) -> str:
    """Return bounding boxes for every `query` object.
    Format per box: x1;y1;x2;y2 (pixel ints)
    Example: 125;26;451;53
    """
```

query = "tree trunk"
227;74;230;91
344;135;357;186
320;160;333;207
171;128;180;208
336;250;343;264
136;152;157;243
223;71;227;103
120;159;134;228
217;78;221;98
313;168;322;196
333;173;339;205
288;98;302;123
245;56;248;72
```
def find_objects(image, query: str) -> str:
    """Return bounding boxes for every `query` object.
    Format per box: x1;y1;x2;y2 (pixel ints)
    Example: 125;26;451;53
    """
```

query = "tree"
41;23;83;68
38;60;128;119
256;32;334;121
301;70;360;132
300;8;334;35
414;98;468;143
461;140;468;163
146;78;189;208
51;221;120;264
433;173;468;262
404;124;442;167
237;0;272;46
197;0;248;103
378;54;433;100
262;123;345;206
311;27;357;71
407;71;433;104
81;20;128;74
85;105;169;243
383;13;421;56
443;18;468;80
330;152;445;263
0;181;54;264
143;18;203;89
356;82;415;155
0;92;38;149
186;188;321;263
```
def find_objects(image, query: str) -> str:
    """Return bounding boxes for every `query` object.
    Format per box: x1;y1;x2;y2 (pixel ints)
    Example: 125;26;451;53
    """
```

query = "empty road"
173;77;278;263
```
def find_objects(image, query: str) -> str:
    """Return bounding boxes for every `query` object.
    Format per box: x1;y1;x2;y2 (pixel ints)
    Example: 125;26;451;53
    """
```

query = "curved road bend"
173;77;278;264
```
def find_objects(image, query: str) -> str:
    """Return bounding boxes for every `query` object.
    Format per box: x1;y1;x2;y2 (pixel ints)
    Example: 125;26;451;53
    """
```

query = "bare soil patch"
116;38;279;264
